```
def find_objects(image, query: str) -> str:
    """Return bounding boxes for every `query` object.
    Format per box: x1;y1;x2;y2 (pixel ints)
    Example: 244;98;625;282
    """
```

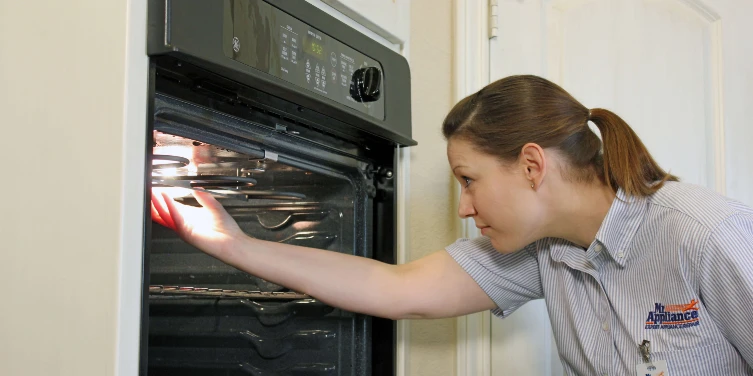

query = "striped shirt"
446;182;753;376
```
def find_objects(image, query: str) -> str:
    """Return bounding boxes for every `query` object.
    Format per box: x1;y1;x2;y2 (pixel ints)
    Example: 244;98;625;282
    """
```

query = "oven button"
349;67;381;102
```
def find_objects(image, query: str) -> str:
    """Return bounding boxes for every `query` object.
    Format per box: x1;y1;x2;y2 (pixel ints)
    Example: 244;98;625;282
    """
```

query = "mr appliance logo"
645;299;700;330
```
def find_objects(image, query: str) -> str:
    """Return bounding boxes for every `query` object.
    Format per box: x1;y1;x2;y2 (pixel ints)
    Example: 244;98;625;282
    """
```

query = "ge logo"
232;37;241;53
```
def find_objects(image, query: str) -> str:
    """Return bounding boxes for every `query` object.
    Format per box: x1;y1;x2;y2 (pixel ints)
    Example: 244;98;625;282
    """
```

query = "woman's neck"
546;181;616;249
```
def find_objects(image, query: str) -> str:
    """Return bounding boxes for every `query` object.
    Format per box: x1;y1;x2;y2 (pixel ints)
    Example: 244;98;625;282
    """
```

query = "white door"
489;0;753;374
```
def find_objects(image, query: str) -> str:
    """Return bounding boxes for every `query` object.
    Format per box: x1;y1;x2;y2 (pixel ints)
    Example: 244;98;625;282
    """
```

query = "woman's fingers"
161;192;185;231
152;191;177;230
192;189;223;211
151;201;171;229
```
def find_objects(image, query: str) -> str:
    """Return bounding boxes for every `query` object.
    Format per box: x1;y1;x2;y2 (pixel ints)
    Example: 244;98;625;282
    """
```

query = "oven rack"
149;285;310;300
152;175;308;202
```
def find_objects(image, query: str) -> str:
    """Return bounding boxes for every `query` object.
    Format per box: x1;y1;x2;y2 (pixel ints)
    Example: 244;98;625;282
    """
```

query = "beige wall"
407;0;459;375
0;1;127;376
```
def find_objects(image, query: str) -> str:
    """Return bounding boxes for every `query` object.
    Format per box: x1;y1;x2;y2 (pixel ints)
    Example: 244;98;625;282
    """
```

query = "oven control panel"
224;0;385;120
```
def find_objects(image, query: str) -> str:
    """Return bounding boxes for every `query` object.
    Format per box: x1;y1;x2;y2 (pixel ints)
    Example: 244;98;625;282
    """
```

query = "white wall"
0;1;134;375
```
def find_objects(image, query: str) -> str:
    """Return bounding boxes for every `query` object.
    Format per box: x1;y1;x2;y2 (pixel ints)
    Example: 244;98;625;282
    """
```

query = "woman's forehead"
447;139;491;165
447;139;473;161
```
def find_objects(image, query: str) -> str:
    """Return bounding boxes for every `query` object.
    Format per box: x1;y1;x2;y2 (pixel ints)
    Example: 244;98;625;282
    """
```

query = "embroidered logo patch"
645;299;700;329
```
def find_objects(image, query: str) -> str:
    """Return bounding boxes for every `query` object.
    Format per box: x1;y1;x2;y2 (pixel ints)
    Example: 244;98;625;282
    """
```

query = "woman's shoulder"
649;181;753;231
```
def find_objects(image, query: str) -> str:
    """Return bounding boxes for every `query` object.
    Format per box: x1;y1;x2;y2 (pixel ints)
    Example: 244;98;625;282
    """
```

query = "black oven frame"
140;1;414;375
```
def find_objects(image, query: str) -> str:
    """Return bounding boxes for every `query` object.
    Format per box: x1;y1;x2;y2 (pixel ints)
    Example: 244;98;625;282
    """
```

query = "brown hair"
443;75;677;197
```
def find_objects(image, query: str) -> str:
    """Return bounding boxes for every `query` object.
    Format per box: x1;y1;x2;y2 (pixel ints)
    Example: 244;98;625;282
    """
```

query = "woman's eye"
462;176;472;187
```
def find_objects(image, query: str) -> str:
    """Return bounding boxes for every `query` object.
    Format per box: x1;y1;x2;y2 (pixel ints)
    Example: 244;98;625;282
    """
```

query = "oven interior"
144;88;393;375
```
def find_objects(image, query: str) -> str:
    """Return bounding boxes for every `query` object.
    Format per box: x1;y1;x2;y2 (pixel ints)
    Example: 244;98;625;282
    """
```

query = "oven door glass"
146;94;375;375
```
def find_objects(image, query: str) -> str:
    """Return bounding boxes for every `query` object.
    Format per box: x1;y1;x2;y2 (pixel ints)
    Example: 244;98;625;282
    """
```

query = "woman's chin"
488;235;522;254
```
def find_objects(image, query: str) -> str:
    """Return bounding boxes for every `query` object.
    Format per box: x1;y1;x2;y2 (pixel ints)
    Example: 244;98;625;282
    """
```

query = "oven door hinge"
262;150;278;162
246;149;278;164
361;164;394;198
248;150;278;162
240;150;278;175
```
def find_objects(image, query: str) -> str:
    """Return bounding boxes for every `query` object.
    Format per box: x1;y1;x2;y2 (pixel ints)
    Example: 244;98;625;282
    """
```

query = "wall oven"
141;1;415;375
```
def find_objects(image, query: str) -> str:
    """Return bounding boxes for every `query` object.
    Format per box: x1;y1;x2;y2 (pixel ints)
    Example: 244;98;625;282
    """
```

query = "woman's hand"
151;189;246;258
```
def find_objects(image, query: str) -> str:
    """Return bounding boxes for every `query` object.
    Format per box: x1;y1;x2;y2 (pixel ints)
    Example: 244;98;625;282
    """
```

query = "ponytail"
442;75;677;198
589;108;678;197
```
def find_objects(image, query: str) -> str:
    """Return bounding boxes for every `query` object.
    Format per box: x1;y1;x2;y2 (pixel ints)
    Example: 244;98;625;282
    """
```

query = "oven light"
152;163;198;177
155;167;179;177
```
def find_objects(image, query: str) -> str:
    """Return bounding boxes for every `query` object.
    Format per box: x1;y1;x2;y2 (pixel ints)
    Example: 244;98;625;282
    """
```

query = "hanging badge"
635;340;669;376
635;360;669;376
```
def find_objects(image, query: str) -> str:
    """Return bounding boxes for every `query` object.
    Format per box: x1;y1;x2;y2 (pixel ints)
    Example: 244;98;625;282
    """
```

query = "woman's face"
447;138;545;253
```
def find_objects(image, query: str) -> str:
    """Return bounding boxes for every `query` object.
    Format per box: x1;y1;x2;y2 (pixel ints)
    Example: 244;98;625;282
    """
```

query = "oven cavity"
148;130;366;375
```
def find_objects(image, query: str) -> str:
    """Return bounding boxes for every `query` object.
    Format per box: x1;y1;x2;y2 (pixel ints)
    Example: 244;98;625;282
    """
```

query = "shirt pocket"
650;342;744;375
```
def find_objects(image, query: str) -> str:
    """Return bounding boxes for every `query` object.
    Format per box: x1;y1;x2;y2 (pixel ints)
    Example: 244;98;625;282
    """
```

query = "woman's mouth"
478;226;490;236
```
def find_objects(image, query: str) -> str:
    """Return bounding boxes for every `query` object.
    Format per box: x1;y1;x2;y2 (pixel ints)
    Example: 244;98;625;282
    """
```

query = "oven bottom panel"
148;298;370;375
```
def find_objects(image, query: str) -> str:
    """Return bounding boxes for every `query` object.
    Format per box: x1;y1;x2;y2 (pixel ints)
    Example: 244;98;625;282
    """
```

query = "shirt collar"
594;188;648;267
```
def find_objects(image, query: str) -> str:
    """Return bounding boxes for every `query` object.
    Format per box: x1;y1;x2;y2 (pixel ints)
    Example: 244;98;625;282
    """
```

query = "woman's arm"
152;190;496;320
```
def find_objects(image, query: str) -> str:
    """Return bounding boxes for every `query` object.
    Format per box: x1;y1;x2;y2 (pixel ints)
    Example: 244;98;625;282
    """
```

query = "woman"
151;75;753;375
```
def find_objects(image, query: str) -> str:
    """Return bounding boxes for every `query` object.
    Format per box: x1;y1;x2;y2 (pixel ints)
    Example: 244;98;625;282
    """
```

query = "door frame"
453;0;493;375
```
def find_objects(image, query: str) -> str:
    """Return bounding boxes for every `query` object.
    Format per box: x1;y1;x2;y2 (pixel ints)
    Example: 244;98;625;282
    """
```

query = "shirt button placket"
600;316;610;374
598;274;611;376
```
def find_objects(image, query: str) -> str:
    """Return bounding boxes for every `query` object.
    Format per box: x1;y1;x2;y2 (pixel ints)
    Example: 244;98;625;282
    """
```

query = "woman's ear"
519;143;547;189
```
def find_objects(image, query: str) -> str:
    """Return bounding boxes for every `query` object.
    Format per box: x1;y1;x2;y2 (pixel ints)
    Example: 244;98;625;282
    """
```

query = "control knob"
349;67;381;102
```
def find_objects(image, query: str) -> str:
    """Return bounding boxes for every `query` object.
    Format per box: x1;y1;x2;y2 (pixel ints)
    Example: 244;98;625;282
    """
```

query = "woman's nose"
457;191;477;218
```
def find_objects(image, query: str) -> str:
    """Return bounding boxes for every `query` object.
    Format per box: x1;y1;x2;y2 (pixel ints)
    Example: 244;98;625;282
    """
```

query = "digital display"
304;39;324;59
225;0;385;120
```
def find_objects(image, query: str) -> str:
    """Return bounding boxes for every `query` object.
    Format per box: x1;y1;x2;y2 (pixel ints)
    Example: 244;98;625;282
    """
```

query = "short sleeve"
700;214;753;366
446;236;543;318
